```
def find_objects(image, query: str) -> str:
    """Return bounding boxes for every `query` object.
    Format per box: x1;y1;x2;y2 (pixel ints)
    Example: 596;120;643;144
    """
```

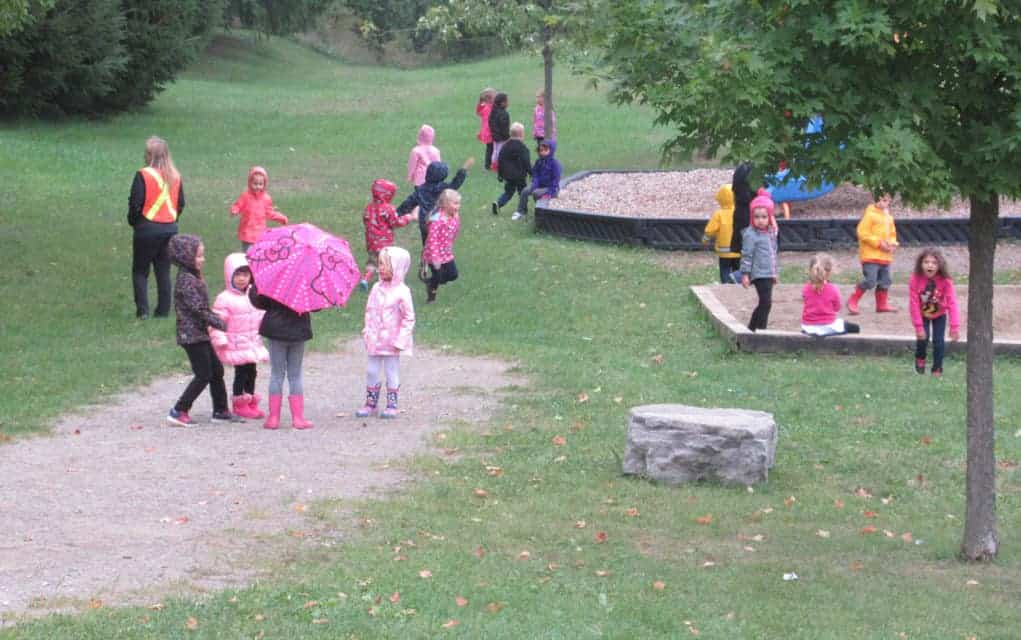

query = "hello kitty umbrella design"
245;223;360;313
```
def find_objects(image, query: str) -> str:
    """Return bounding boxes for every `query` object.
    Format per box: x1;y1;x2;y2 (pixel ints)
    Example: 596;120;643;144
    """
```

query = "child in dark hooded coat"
396;158;475;244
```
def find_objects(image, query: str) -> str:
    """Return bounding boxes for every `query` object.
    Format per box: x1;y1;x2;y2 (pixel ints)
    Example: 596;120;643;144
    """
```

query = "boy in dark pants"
491;122;531;215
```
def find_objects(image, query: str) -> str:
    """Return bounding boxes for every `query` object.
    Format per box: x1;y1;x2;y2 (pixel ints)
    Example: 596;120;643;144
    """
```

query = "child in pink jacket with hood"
356;246;416;419
230;166;289;250
407;125;442;187
210;253;269;418
909;247;961;377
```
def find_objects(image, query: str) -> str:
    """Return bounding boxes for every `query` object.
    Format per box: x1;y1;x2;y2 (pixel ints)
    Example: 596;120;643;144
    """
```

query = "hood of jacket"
538;139;557;158
715;184;734;209
416;124;435;146
371;178;397;204
169;234;202;272
380;246;410;287
248;166;269;193
223;252;250;294
424;161;449;185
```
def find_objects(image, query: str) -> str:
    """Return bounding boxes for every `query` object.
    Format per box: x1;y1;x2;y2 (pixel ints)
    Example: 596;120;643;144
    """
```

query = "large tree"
589;0;1021;560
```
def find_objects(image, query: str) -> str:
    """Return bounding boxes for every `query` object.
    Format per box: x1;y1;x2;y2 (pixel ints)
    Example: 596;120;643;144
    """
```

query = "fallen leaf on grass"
185;617;199;631
455;597;468;607
473;546;486;559
594;531;608;544
965;579;979;586
389;592;400;604
863;510;878;518
695;514;713;525
473;488;489;498
920;435;933;445
486;602;504;614
89;599;103;609
312;618;328;625
784;496;797;507
574;520;587;529
652;581;666;591
860;526;878;534
485;466;503;477
901;532;914;543
651;354;664;365
595;570;611;577
613;396;623;404
834;500;845;509
816;530;831;538
850;561;864;572
254;614;265;621
419;570;432;579
854;487;873;498
552;435;566;447
625;507;640;517
148;603;164;611
442;619;460;629
518;551;531;560
303;600;318;609
576;392;589;403
997;460;1019;470
884;530;895;538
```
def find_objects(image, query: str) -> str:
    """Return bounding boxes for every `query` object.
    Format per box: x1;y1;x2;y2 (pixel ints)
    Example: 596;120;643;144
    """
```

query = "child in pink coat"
230;166;289;250
407;124;442;187
210;253;269;418
423;189;461;304
800;253;860;336
532;89;556;148
909;247;961;377
476;88;495;172
360;179;415;290
356;246;416;419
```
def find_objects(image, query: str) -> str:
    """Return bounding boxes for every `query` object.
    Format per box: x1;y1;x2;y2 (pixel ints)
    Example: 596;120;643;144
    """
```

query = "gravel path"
0;339;523;624
548;170;1021;219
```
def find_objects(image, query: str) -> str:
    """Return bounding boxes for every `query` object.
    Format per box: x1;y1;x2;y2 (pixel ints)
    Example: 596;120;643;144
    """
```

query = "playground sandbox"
535;170;1021;250
693;283;1021;355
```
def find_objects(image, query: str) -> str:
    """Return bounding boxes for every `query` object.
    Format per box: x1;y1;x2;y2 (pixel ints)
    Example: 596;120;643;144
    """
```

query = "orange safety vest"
140;167;180;223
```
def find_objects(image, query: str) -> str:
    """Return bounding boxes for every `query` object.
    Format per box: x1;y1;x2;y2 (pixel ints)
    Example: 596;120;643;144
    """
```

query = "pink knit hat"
748;188;775;217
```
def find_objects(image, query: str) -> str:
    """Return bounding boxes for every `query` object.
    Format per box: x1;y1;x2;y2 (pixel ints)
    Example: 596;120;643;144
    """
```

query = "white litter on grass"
782;572;799;581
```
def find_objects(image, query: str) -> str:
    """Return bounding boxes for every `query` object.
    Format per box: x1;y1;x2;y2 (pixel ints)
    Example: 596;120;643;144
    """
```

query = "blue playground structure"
765;115;836;217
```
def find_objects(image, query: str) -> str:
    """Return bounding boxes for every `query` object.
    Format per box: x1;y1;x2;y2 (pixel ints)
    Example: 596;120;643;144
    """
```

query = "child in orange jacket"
230;166;289;250
847;193;898;314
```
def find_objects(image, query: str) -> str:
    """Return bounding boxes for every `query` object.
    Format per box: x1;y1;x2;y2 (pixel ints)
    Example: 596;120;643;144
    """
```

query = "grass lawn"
1;32;1020;638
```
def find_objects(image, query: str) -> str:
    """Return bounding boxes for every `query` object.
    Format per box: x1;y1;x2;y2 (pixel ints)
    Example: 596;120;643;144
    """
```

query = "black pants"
484;142;494;171
132;233;174;317
497;179;526;207
175;342;227;414
233;363;257;396
749;278;774;331
915;314;947;371
719;258;741;284
428;260;459;290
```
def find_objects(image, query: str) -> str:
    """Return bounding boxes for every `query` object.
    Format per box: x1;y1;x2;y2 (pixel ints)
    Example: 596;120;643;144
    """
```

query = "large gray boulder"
623;404;777;486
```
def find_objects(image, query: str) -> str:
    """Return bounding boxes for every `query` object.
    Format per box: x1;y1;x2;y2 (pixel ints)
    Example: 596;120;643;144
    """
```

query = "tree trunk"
542;21;554;141
960;194;999;561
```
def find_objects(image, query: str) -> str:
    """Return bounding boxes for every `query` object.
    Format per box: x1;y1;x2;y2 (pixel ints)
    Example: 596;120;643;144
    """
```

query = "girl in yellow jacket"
847;193;899;314
702;184;742;284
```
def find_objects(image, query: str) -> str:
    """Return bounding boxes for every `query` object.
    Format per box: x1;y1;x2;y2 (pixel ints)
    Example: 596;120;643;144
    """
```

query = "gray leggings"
517;186;550;214
268;339;305;396
366;355;401;389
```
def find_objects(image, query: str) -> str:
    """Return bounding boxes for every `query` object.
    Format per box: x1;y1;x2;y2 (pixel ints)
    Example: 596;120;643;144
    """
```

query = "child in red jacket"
361;179;415;291
909;248;961;377
230;166;288;250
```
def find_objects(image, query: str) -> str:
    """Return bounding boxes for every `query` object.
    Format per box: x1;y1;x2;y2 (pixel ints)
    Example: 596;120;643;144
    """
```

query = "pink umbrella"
245;223;360;313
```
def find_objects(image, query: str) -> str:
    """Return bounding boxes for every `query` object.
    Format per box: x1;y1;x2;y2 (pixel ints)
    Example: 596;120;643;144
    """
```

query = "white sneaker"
511;212;523;221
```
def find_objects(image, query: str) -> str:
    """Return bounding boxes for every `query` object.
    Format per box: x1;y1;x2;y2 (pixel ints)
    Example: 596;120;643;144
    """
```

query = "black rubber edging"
535;170;1021;251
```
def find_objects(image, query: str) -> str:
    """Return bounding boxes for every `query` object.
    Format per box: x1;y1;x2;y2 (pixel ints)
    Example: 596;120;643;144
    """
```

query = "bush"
0;0;224;117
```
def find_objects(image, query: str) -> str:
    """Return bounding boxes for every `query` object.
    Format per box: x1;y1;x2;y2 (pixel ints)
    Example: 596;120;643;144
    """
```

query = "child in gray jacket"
740;189;779;331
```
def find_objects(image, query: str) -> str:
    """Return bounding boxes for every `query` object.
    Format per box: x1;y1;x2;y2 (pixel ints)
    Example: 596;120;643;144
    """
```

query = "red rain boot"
289;394;314;430
875;288;898;312
846;286;865;315
264;394;283;430
248;393;265;419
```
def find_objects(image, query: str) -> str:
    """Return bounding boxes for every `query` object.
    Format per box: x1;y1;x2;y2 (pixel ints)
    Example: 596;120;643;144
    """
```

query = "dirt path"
0;339;523;624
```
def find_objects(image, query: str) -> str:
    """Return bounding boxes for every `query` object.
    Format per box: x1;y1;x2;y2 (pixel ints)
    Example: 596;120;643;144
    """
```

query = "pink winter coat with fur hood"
210;253;269;366
363;246;415;356
407;125;442;186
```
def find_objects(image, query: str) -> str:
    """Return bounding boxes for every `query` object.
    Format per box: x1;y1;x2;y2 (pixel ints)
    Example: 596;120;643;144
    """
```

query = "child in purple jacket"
514;139;561;221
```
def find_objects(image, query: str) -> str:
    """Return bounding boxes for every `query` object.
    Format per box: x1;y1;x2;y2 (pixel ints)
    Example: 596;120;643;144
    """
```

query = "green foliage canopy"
589;0;1021;208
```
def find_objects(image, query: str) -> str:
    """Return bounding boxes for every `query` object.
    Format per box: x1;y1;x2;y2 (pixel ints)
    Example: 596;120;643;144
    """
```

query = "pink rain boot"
380;387;399;419
289;394;314;430
355;384;381;418
264;394;283;430
247;393;265;419
232;396;254;419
